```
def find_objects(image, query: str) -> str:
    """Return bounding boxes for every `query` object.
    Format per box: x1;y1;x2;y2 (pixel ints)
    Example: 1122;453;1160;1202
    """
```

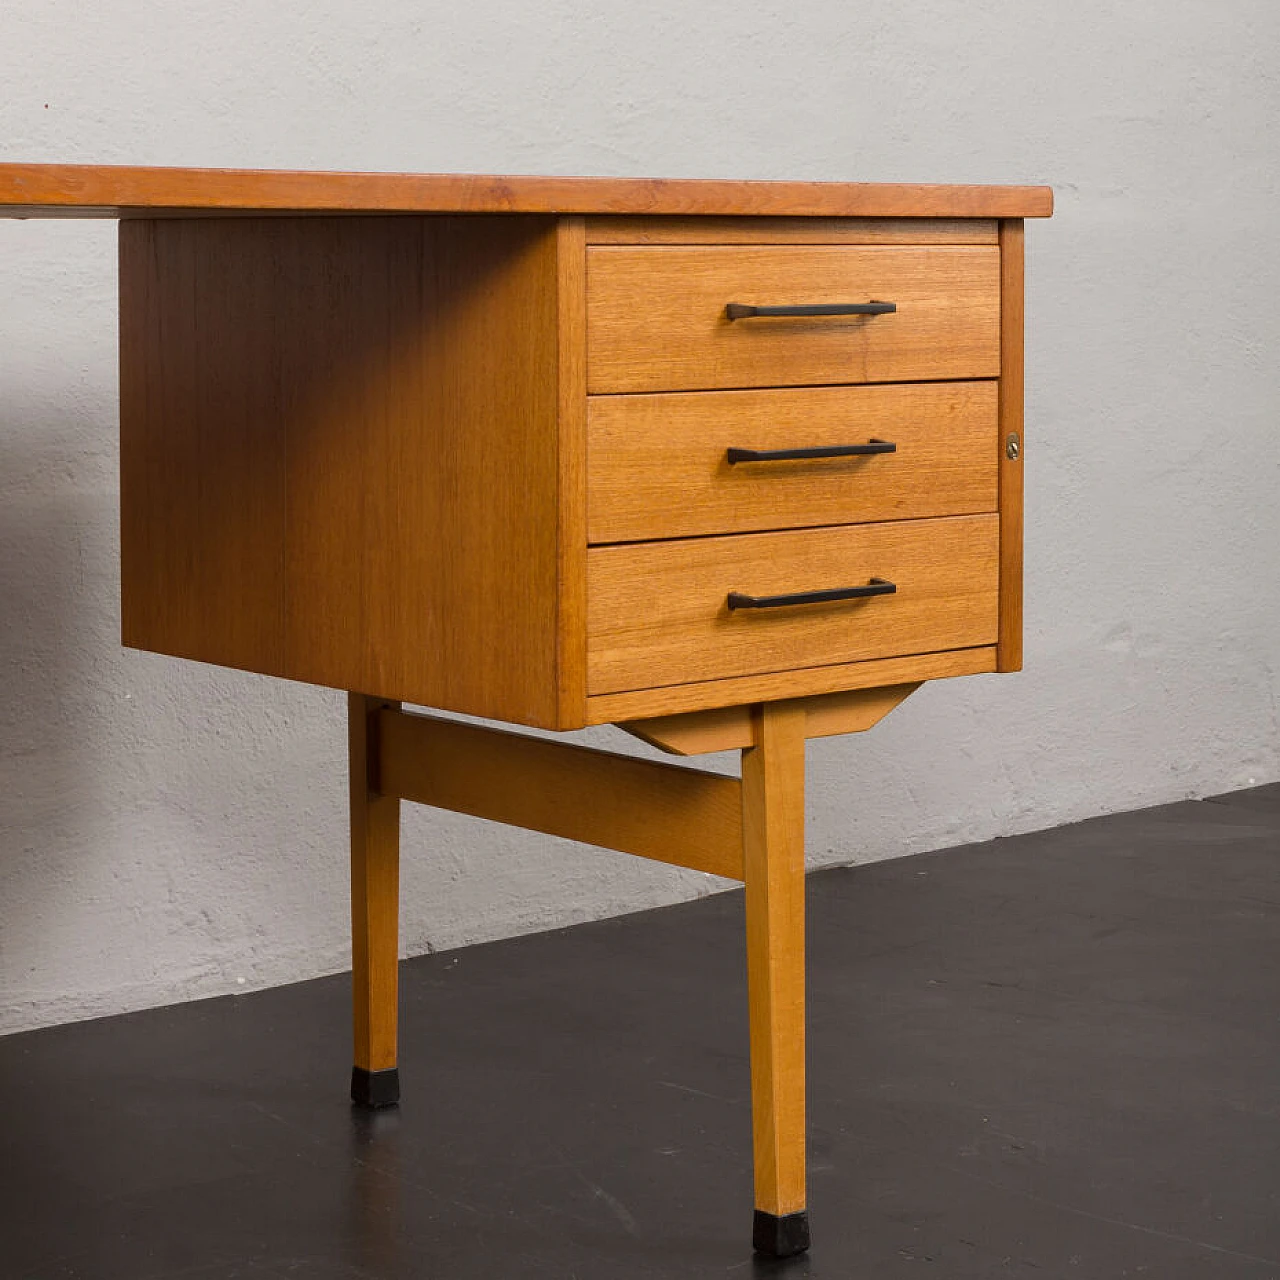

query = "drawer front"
588;381;998;543
586;245;1000;393
587;514;999;695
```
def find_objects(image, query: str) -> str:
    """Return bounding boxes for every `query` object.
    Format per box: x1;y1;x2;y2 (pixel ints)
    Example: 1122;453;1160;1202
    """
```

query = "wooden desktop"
0;164;1051;1256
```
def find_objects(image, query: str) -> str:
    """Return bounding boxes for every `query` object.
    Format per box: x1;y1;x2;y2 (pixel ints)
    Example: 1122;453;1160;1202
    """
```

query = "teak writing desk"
0;164;1051;1257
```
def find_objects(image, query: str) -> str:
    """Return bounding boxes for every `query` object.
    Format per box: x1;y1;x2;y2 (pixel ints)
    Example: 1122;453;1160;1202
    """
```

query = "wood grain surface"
588;381;998;543
120;214;576;727
555;216;590;723
742;701;809;1217
587;514;1000;694
584;217;998;245
618;682;920;755
376;708;744;880
0;163;1053;219
587;647;996;723
997;219;1026;672
586;245;1001;393
586;647;995;722
349;693;401;1076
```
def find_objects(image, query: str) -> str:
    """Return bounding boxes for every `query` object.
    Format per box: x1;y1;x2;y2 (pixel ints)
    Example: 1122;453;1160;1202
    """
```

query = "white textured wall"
2;1;1277;1034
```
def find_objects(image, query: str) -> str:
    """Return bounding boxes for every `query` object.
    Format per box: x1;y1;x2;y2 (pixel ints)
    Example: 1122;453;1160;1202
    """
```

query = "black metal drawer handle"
727;439;896;464
727;578;897;611
725;301;896;320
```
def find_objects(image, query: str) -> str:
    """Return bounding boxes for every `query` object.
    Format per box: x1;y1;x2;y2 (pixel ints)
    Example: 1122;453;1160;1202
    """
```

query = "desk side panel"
996;218;1025;671
120;215;564;726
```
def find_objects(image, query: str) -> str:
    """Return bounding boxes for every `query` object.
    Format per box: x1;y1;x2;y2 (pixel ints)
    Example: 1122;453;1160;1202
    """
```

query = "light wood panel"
588;381;998;543
620;705;757;756
587;515;1000;694
555;216;590;723
585;217;998;244
742;702;808;1217
377;709;745;880
350;693;401;1076
0;163;1054;218
588;646;997;723
120;214;577;728
998;219;1025;672
803;681;919;740
619;683;920;755
586;245;1001;393
118;218;287;674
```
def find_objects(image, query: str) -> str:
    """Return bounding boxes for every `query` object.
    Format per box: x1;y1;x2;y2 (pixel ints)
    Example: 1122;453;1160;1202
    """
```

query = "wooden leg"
349;693;402;1107
742;702;810;1257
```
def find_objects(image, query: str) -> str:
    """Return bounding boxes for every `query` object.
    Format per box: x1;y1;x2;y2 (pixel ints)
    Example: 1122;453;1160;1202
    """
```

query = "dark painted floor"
2;785;1279;1279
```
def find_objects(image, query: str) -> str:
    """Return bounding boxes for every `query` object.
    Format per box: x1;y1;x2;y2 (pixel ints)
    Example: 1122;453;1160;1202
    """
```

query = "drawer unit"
587;381;999;543
587;514;999;694
586;244;1001;393
119;208;1033;730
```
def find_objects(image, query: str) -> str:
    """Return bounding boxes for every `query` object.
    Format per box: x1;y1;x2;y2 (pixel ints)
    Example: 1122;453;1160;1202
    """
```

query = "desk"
0;164;1051;1256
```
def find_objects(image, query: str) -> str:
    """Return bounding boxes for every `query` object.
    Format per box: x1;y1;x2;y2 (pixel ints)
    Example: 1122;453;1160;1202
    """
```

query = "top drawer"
586;245;1001;394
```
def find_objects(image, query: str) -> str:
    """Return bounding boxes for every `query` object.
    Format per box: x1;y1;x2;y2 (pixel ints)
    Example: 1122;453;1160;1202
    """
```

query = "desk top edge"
0;163;1054;219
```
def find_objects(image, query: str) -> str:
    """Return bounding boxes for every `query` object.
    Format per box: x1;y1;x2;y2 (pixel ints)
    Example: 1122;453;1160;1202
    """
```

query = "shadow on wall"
0;401;356;1032
0;417;118;1008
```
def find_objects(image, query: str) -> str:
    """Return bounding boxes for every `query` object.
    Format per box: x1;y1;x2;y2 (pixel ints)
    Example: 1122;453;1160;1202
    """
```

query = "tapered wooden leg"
349;693;402;1108
742;702;810;1257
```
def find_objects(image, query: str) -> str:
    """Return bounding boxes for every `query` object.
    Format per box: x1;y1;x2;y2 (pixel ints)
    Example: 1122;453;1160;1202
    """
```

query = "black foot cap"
753;1210;810;1258
351;1066;400;1109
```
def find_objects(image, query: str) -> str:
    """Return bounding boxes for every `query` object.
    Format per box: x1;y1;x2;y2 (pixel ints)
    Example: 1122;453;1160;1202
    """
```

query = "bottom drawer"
587;514;999;695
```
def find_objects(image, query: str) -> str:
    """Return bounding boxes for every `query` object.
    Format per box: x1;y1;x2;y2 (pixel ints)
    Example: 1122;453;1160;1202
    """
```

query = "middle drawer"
588;381;998;543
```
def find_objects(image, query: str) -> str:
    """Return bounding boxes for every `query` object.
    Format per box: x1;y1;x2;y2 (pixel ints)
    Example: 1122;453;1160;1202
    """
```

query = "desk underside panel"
119;214;572;727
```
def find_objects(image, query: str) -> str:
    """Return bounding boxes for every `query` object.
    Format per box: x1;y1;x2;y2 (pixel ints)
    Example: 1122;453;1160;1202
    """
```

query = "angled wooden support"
376;706;744;881
621;681;921;756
